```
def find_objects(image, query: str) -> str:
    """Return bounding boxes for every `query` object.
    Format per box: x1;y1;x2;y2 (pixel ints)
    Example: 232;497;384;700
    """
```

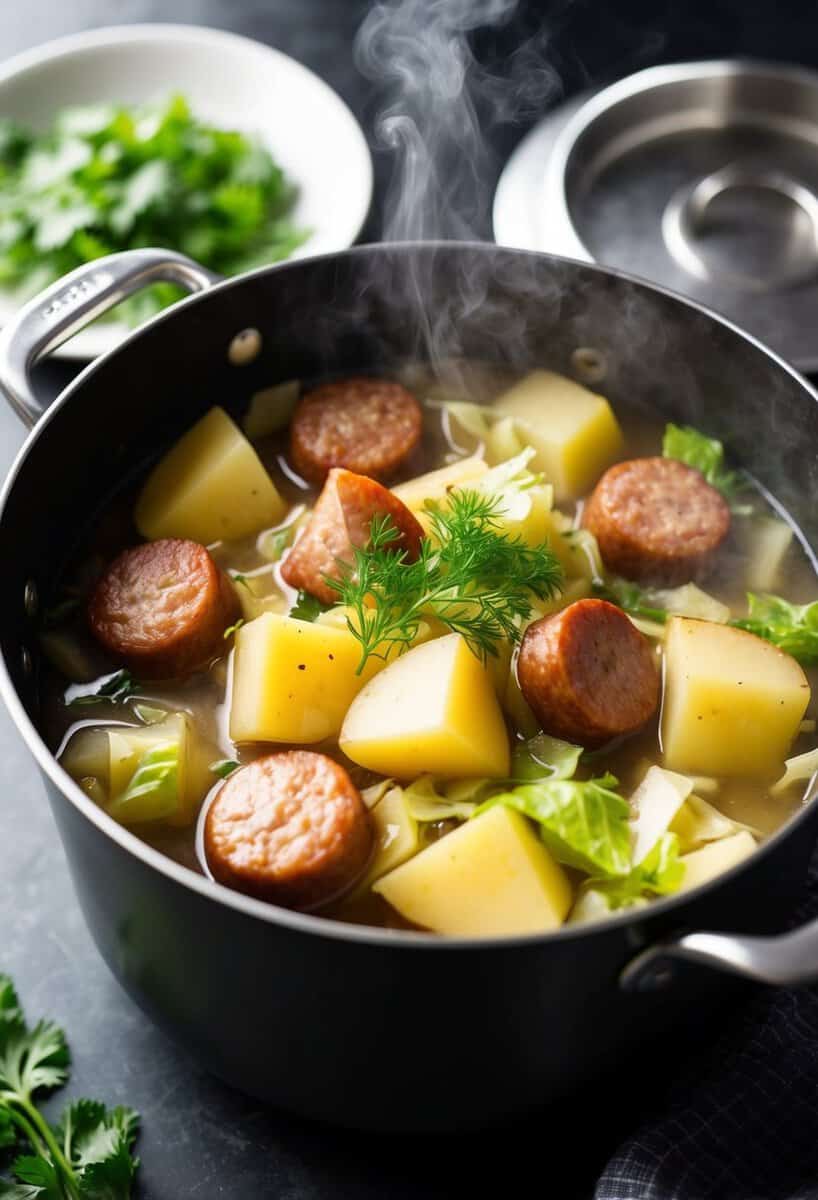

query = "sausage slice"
204;751;373;910
88;538;239;680
582;457;730;585
290;377;422;485
517;598;660;746
281;468;424;604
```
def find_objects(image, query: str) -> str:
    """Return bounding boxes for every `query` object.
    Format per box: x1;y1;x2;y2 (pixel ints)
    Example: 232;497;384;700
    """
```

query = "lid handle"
663;163;818;292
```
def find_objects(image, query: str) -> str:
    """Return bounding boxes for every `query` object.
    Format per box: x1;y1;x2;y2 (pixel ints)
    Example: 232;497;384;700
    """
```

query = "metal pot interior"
3;240;818;836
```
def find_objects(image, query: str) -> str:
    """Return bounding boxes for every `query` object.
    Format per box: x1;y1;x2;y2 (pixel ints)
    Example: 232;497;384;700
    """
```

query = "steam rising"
306;3;817;546
352;0;563;377
355;0;561;243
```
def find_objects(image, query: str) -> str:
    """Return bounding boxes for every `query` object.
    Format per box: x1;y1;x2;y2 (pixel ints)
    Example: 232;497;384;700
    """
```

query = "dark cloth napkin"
595;847;818;1200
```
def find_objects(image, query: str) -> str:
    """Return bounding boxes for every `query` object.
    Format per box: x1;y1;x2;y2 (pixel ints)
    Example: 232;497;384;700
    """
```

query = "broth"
40;363;818;933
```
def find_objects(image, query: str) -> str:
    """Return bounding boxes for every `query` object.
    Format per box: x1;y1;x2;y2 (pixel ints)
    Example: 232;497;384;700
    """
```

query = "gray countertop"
1;5;612;1197
3;1;812;1196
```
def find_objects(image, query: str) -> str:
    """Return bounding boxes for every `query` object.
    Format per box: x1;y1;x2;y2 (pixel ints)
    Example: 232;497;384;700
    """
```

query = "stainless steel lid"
495;61;818;371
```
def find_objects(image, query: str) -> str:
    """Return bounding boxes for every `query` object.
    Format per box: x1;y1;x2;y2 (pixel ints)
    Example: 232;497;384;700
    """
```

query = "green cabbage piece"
662;423;749;507
580;832;685;912
510;733;582;782
107;742;179;824
732;592;818;665
478;773;631;877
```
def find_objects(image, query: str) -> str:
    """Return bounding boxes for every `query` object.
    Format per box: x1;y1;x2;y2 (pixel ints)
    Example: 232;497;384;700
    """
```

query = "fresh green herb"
478;773;631;878
584;832;685;910
108;743;179;825
259;525;296;563
209;759;241;780
0;95;307;324
662;423;749;506
0;974;139;1198
732;593;818;665
330;489;563;672
67;669;137;707
230;574;252;591
593;578;669;624
510;733;582;783
289;591;330;623
132;704;167;726
223;620;244;641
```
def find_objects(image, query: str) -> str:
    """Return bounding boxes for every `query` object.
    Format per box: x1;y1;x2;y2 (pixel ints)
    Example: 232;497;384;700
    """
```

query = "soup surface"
41;363;818;936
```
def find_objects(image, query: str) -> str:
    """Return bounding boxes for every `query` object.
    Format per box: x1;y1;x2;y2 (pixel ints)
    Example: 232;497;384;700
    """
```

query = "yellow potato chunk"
340;633;510;779
662;617;810;777
135;406;286;544
491;370;624;499
486;415;524;463
391;455;488;514
373;805;572;936
230;612;384;745
678;831;756;893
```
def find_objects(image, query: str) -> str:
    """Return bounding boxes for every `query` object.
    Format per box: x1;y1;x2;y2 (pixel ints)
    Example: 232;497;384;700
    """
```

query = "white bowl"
0;24;373;359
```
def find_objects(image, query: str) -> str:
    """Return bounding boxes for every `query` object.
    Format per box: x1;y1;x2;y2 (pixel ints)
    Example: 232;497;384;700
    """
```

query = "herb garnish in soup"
43;366;818;935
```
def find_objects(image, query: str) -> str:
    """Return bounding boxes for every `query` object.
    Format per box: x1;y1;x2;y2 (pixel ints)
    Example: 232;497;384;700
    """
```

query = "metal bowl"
535;61;818;371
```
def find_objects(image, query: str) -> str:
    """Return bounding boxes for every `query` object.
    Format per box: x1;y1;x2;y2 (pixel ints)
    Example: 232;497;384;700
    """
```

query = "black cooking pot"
1;242;818;1133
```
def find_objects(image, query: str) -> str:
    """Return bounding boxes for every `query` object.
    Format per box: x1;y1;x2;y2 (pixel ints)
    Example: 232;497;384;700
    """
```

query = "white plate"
0;24;373;359
492;91;597;254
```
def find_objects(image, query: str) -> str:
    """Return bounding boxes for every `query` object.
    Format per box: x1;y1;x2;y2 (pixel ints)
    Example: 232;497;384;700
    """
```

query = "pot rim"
2;238;816;951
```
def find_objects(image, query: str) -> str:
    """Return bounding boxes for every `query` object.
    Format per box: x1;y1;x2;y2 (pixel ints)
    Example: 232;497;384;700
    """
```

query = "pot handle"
0;248;219;427
621;921;818;992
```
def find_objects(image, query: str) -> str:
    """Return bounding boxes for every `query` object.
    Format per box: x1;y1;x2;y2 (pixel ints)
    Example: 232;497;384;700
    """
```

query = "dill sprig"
328;489;564;673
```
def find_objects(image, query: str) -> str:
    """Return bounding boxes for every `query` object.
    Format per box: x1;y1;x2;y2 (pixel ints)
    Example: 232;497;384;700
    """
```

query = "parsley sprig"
0;974;139;1198
0;95;307;325
329;489;563;672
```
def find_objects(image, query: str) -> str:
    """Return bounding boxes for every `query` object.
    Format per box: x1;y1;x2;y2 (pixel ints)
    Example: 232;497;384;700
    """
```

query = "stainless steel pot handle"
621;922;818;992
0;248;219;427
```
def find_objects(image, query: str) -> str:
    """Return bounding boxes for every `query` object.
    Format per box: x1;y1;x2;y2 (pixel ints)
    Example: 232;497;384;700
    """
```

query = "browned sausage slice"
281;468;425;605
204;751;373;910
290;377;422;485
517;598;660;746
582;457;731;585
88;538;240;680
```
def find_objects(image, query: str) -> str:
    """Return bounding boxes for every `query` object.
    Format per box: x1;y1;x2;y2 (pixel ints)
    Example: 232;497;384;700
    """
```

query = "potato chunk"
230;612;384;744
373;806;572;936
678;831;756;893
135;406;286;544
392;455;488;515
340;633;510;778
661;617;810;777
491;370;624;499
